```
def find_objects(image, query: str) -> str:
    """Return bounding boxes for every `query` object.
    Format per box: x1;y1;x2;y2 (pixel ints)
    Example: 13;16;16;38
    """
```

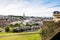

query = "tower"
23;12;25;17
53;11;60;22
23;12;26;20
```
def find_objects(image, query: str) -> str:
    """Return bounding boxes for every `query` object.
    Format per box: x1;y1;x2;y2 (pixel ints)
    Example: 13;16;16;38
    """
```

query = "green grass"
0;34;41;40
0;31;41;40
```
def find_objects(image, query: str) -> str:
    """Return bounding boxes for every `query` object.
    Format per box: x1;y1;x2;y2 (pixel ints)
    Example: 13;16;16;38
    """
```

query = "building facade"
53;11;60;22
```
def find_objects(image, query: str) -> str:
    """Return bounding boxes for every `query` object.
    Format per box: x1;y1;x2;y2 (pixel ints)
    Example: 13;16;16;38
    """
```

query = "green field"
0;32;41;40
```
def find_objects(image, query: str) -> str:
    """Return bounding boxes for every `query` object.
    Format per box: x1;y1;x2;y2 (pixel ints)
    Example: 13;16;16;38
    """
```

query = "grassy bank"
0;34;41;40
42;21;60;40
0;31;41;40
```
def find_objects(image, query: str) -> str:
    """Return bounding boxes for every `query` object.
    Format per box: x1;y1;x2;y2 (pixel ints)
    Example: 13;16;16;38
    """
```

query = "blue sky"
0;0;60;17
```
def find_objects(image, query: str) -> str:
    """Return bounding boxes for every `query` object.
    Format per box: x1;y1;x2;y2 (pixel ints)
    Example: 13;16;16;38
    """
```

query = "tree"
4;18;8;21
33;23;39;26
14;23;19;27
10;24;14;27
26;23;32;27
5;27;10;32
19;23;24;27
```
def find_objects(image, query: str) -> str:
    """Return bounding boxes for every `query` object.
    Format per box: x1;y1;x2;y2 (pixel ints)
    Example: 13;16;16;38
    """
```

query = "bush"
42;30;48;37
5;27;10;32
13;28;23;32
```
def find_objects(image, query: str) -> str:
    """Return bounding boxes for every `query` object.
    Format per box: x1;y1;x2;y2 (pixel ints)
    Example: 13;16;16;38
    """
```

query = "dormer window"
53;11;59;14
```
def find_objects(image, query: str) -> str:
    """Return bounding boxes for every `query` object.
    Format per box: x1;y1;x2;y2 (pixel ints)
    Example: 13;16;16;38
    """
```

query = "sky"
0;0;60;17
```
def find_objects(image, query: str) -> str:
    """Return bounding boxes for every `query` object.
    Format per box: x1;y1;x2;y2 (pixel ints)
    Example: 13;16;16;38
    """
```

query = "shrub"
5;27;10;32
13;28;23;32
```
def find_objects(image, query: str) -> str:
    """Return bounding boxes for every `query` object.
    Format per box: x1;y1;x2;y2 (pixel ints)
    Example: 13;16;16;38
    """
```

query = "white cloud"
0;0;60;17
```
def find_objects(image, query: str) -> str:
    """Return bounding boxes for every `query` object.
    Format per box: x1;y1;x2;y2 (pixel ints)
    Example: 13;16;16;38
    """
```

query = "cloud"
0;0;60;17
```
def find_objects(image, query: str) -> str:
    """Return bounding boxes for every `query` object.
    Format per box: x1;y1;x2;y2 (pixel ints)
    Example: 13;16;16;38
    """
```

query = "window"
57;17;60;18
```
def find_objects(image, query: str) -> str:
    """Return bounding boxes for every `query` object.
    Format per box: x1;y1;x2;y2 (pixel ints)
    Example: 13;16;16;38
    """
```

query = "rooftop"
53;11;60;14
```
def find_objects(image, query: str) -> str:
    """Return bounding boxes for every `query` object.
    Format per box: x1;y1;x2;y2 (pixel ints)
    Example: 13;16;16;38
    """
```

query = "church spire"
23;12;25;17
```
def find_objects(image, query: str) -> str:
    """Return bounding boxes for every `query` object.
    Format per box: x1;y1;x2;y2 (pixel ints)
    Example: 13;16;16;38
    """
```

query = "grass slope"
0;31;41;40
